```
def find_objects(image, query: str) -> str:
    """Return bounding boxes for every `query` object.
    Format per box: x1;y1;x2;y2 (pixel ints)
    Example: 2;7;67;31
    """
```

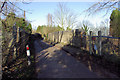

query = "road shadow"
26;33;52;78
34;45;100;78
57;29;120;78
32;32;119;78
45;29;119;78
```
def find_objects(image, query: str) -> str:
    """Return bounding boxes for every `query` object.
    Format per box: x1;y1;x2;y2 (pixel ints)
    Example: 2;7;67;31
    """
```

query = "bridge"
2;27;119;78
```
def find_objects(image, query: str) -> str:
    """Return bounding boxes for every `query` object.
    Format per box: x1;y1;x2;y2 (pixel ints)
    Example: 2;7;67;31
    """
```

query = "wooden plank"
12;26;17;59
16;27;20;43
89;31;92;54
98;31;102;55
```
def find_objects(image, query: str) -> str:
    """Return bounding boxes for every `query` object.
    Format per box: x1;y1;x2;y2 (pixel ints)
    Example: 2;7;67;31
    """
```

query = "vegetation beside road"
36;25;64;38
1;11;34;79
2;34;36;79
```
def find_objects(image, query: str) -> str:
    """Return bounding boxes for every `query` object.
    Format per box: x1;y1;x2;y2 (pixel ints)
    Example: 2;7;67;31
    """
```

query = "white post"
26;45;31;65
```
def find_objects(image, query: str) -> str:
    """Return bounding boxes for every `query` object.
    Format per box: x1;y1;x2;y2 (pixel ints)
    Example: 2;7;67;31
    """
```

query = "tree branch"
0;0;7;13
83;0;118;16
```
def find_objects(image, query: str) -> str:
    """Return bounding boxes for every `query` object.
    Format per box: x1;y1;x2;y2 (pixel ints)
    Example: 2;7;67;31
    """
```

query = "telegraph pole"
24;10;25;20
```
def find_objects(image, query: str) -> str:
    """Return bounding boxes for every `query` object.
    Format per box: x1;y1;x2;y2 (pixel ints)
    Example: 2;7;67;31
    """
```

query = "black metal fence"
88;31;120;56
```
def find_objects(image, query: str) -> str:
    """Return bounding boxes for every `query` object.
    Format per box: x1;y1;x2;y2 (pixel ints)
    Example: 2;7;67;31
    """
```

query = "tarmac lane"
34;39;101;78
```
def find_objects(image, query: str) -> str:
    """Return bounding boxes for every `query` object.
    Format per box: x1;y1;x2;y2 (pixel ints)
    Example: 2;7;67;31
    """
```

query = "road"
34;39;101;78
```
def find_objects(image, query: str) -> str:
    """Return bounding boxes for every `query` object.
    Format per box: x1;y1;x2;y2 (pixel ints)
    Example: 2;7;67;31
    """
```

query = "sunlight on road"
43;64;47;68
88;61;92;71
62;65;67;68
36;68;41;73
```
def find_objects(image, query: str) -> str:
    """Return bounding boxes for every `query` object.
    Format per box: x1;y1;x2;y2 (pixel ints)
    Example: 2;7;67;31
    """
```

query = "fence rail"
47;29;120;56
92;36;120;39
90;31;120;56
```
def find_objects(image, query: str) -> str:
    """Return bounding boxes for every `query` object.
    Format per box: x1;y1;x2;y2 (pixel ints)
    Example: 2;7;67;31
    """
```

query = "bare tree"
66;11;77;29
54;3;77;30
0;0;32;19
0;0;7;18
89;19;110;36
82;20;93;27
84;0;118;16
100;19;109;36
0;1;18;17
47;13;53;27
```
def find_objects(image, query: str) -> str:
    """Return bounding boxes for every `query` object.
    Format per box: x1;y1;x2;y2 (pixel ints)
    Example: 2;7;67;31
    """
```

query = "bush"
36;25;64;37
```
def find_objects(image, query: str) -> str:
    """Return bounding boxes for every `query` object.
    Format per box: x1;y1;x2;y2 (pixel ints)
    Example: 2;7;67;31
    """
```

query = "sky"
16;1;116;30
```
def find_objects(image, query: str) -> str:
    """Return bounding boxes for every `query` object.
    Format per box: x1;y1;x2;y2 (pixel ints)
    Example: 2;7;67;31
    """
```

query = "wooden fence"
2;25;30;67
47;29;120;56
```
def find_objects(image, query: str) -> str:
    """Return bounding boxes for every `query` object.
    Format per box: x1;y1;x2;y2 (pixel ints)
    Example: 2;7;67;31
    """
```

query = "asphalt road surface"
34;39;101;78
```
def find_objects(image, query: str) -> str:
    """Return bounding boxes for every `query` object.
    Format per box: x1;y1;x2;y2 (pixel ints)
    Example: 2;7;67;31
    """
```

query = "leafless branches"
0;0;32;18
47;13;53;27
0;0;7;13
54;3;77;30
84;0;118;16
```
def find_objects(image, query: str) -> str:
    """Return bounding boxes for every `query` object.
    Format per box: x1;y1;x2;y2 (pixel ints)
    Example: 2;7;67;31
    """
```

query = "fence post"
98;31;102;55
83;32;86;50
118;38;120;55
16;27;20;43
53;33;54;42
16;27;20;57
13;26;17;59
89;31;92;54
79;31;82;48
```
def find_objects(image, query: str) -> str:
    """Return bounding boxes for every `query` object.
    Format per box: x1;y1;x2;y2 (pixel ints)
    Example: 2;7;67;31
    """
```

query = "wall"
48;29;86;48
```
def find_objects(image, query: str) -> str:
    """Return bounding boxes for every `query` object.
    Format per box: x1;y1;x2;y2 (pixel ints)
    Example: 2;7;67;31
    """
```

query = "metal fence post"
98;31;102;55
